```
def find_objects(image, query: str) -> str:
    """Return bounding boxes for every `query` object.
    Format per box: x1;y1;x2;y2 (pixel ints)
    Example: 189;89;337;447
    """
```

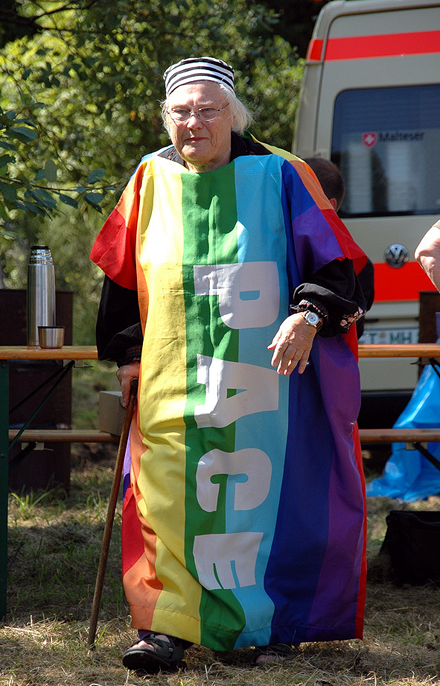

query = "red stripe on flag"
374;261;437;302
324;31;440;60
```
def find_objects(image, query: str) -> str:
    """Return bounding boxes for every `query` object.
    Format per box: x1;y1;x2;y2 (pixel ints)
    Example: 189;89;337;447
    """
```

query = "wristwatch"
301;310;323;330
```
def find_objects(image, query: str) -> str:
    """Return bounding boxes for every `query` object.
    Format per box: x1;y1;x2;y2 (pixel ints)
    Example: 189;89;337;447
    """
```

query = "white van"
293;0;440;422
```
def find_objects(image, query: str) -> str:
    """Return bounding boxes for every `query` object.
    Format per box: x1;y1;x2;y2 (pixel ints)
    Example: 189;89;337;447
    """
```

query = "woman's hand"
268;313;317;376
116;361;140;407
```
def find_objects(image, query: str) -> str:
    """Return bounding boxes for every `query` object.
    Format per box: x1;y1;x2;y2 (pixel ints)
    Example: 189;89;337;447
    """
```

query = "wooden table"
0;345;98;361
0;346;98;619
358;343;440;358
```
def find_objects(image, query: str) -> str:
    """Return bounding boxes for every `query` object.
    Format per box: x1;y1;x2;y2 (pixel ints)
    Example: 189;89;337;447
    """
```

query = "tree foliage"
1;1;304;191
0;0;311;341
0;0;40;48
245;0;331;57
0;103;114;220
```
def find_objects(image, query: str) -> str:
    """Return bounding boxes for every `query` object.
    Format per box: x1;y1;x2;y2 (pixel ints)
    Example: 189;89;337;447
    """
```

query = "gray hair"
161;82;254;136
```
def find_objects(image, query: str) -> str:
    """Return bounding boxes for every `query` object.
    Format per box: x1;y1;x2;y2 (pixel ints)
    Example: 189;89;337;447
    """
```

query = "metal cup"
38;326;65;349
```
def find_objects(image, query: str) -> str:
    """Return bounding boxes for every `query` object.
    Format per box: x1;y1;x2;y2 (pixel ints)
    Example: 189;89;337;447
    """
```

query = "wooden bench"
9;428;440;445
359;428;440;471
359;428;440;444
356;346;440;471
8;429;119;444
9;427;440;447
8;429;120;473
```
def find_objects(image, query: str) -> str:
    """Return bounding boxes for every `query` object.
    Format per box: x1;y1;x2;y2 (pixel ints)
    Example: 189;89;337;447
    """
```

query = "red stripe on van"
324;31;440;60
374;262;437;302
307;38;324;61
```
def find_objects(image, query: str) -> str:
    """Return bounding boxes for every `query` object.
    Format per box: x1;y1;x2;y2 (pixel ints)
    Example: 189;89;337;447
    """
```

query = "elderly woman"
91;57;368;674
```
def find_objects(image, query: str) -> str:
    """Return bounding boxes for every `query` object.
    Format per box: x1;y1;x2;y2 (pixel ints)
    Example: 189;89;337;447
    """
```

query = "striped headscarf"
164;57;235;96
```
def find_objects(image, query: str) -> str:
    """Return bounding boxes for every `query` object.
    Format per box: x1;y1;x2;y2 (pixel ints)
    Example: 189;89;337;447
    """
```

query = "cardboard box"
98;391;125;436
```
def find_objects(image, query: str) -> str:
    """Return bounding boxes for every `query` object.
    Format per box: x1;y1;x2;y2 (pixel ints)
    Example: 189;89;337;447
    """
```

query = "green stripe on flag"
181;167;246;649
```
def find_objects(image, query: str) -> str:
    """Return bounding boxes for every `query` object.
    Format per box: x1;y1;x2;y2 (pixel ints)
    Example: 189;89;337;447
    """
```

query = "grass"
3;365;440;686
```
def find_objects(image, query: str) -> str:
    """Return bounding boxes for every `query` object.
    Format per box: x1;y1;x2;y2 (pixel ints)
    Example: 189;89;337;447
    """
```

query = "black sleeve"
355;258;375;338
96;276;143;365
356;258;375;312
291;258;367;338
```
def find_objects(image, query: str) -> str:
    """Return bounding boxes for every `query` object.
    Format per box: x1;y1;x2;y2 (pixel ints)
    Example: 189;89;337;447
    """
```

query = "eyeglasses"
167;104;229;123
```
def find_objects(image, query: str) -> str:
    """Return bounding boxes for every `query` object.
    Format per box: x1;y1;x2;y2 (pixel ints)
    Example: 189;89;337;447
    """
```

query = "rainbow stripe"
92;148;366;649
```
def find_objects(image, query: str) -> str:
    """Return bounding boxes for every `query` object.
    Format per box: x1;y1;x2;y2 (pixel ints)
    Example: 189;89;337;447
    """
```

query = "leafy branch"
0;106;114;220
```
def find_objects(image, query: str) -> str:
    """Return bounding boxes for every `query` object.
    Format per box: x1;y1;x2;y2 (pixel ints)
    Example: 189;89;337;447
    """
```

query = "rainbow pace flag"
91;144;367;650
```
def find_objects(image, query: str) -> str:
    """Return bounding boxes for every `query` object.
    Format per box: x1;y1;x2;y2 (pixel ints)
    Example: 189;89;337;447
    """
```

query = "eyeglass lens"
169;105;227;123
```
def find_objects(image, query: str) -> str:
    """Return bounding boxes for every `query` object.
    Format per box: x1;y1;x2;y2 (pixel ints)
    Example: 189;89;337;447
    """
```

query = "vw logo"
384;244;409;268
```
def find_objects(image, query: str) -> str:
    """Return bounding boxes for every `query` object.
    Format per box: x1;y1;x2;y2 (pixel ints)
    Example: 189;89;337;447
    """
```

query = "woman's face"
166;82;234;173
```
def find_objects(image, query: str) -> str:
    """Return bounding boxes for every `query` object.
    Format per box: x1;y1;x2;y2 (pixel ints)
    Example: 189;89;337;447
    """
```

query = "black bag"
380;510;440;584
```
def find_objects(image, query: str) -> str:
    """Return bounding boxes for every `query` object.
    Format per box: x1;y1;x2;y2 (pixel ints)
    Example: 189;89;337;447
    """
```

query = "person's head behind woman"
160;57;253;173
304;158;345;212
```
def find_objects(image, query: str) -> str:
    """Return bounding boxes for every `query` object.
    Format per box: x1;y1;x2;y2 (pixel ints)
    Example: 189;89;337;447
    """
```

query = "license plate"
359;328;419;345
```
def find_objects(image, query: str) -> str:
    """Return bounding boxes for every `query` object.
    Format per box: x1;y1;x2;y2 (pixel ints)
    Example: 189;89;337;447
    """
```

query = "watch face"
305;311;320;326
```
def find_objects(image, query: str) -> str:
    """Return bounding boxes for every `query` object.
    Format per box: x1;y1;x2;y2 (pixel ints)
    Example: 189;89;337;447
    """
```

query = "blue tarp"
366;362;440;502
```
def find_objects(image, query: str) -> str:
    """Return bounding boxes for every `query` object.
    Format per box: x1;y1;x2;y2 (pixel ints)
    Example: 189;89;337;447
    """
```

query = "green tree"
245;0;330;58
0;104;114;220
1;0;303;186
0;0;306;342
0;0;40;47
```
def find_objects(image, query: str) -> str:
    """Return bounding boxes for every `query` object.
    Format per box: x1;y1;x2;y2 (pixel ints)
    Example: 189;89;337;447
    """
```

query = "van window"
331;85;440;217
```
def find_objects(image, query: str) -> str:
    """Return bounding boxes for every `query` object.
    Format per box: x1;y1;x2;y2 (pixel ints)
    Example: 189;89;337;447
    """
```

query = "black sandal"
122;633;187;674
253;642;297;666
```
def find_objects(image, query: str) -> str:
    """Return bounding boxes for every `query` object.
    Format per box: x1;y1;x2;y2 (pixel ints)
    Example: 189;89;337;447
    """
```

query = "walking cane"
88;378;138;647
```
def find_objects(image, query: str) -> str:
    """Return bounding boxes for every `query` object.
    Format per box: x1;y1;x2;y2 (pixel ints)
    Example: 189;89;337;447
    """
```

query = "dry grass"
2;450;440;686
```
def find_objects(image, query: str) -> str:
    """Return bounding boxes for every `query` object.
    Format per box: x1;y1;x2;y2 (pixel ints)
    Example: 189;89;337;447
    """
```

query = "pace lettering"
193;532;264;590
196;448;272;512
193;262;280;329
195;355;279;428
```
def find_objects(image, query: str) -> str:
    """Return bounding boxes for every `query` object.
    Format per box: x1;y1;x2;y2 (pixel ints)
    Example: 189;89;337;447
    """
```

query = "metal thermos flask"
26;245;56;347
